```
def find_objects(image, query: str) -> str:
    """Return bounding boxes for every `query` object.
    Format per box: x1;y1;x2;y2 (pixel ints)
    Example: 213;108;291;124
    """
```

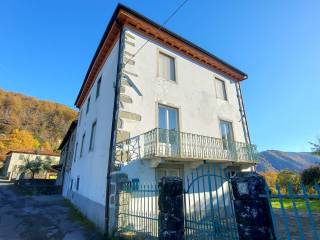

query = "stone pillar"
108;171;128;237
231;172;276;240
158;176;184;240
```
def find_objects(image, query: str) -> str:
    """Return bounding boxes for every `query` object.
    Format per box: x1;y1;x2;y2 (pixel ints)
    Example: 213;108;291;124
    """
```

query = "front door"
158;105;179;156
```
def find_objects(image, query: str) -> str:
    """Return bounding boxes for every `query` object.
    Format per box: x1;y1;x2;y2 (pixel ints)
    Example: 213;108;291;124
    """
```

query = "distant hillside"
0;88;77;160
257;150;320;172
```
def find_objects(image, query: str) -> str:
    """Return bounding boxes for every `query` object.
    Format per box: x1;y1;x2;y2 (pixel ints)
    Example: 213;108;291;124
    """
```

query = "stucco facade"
68;39;120;231
65;5;256;234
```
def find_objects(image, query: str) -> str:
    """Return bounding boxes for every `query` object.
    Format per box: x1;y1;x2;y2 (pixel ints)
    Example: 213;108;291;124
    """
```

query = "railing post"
158;176;184;240
231;172;276;240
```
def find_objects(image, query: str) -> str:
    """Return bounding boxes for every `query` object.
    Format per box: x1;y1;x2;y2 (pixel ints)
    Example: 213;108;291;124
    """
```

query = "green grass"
63;200;97;230
271;198;320;213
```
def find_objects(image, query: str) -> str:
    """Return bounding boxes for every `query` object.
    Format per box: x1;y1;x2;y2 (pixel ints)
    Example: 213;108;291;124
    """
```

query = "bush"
301;165;320;187
277;170;300;194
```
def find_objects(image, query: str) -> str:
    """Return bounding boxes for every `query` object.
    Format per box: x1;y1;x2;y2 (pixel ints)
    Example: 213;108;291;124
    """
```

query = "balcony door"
158;105;179;156
219;120;235;152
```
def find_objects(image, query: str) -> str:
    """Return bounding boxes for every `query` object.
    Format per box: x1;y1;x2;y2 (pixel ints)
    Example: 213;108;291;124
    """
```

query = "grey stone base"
70;191;106;232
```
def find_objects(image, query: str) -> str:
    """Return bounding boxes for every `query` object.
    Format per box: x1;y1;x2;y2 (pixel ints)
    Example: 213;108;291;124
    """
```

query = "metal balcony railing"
115;128;258;166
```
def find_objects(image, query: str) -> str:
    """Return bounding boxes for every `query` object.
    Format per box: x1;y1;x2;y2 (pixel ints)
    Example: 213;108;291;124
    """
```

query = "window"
70;179;73;190
159;52;175;81
86;96;91;114
76;177;80;191
158;105;179;131
74;142;78;162
155;166;183;183
89;121;97;151
216;79;227;100
96;77;101;99
219;120;234;149
158;105;179;155
80;133;85;157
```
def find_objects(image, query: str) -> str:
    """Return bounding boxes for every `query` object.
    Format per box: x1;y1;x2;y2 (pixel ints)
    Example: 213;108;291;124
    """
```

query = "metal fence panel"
263;183;320;240
118;182;159;239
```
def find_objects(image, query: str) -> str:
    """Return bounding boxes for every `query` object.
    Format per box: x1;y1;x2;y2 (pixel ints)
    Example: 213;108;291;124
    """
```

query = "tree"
19;156;52;179
310;138;320;156
277;170;301;194
41;141;53;151
301;165;320;187
5;129;40;151
260;172;278;193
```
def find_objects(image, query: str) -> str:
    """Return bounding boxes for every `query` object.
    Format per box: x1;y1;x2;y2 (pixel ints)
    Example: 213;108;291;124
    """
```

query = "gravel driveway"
0;180;105;240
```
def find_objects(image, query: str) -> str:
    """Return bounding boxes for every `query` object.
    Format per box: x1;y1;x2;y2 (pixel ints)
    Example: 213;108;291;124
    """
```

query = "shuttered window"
159;52;175;81
216;79;227;100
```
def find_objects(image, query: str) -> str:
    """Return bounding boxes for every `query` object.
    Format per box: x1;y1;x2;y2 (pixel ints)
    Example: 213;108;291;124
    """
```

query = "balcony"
115;128;258;166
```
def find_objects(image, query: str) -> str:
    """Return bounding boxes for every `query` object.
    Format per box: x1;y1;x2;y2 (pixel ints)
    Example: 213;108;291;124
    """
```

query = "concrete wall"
118;27;246;143
68;39;120;232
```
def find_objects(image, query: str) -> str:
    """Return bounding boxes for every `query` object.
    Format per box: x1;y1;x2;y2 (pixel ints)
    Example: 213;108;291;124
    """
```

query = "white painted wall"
70;39;119;207
120;27;246;143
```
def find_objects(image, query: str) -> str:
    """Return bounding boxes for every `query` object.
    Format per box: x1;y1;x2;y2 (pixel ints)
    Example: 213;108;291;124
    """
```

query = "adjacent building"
2;150;60;180
64;4;257;233
55;120;77;199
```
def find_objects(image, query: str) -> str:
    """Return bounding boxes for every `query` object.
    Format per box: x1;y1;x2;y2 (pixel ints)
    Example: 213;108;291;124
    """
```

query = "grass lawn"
271;198;320;213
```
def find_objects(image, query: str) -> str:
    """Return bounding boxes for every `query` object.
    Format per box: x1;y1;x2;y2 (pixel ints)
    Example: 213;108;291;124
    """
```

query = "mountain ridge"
257;150;320;172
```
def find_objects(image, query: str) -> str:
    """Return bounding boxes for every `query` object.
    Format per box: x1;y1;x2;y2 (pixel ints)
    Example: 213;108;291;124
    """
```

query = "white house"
66;4;257;234
2;150;60;180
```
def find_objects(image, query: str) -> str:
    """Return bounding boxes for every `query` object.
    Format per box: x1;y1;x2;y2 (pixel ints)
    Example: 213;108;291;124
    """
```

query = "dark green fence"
263;183;320;240
118;183;159;239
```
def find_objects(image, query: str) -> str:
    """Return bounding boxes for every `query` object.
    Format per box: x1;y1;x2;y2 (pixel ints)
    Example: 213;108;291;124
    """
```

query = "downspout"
236;81;255;170
105;22;124;236
238;83;251;144
236;81;251;144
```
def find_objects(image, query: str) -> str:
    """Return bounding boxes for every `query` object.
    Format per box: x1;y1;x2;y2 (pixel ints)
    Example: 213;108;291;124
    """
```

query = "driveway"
0;181;105;240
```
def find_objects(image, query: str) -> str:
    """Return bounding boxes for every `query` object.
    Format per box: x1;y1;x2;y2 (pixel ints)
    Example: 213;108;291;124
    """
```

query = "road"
0;181;104;240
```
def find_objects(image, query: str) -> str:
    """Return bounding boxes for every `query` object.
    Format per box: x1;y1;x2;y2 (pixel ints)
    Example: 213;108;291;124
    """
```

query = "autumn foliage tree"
0;88;77;159
277;170;301;194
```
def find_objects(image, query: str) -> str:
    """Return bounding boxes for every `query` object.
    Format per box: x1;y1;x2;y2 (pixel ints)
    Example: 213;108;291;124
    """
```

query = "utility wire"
123;0;190;68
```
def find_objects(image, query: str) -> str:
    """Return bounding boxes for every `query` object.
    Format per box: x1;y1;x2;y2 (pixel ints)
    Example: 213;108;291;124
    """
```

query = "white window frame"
215;78;228;101
158;51;176;82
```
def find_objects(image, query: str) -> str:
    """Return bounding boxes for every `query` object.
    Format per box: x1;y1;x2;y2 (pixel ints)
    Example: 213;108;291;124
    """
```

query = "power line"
123;0;190;68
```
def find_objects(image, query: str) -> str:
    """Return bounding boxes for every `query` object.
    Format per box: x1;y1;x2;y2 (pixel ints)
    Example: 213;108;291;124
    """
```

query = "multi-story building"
67;4;257;233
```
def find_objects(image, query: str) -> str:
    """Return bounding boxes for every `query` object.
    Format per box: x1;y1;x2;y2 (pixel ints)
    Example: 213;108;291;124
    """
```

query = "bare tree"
310;138;320;156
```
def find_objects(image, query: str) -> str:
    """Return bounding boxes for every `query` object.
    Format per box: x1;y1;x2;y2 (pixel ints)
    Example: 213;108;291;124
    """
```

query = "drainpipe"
236;82;251;144
236;81;255;171
105;23;124;236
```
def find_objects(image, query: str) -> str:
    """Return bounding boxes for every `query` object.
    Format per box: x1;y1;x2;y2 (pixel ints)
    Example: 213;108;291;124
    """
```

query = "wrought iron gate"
184;163;238;240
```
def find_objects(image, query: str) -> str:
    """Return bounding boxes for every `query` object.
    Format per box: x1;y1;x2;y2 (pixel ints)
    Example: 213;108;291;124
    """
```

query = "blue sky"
0;0;319;152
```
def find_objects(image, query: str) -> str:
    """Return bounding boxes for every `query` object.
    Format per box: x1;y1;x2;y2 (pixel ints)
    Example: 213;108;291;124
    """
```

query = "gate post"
107;171;128;238
158;176;184;240
231;172;276;240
